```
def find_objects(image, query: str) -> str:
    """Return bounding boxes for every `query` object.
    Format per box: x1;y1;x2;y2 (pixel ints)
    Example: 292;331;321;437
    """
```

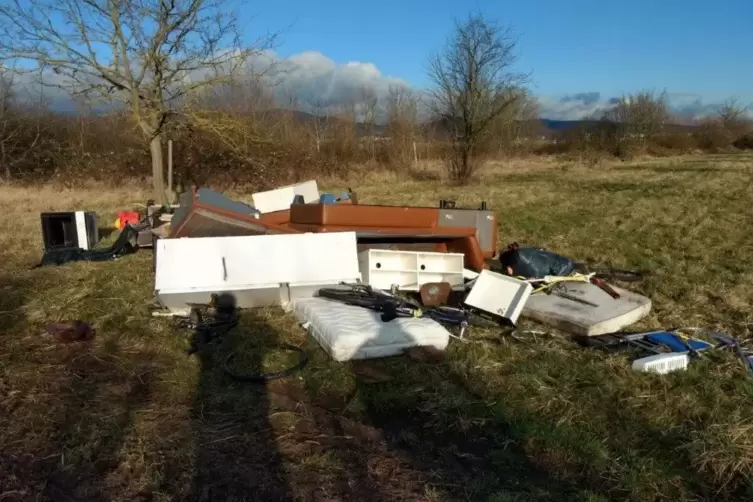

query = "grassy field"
2;153;753;501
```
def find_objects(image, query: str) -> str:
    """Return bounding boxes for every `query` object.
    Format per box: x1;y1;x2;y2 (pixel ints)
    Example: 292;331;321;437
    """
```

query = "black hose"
317;284;469;326
183;308;308;382
590;267;646;282
223;344;309;382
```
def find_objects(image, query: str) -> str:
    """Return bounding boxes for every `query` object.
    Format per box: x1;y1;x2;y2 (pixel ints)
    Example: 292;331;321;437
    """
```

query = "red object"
116;211;141;229
590;277;621;299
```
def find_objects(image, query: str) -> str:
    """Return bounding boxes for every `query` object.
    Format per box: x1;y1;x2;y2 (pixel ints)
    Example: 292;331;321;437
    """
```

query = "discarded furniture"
464;270;533;325
290;297;450;361
358;249;465;291
251;180;319;214
41;211;98;251
171;188;293;238
522;282;652;336
258;190;357;226
154;232;360;313
288;202;498;258
39;223;140;267
289;223;486;271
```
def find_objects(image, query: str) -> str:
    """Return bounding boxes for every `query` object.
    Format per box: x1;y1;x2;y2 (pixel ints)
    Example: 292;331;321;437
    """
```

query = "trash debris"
316;283;469;330
46;320;95;342
419;282;452;307
709;332;753;375
290;295;451;361
154;232;361;313
632;353;689;374
41;211;98;251
170;187;289;239
550;284;600;307
522;282;651;337
499;242;575;278
358;249;465;291
579;329;713;355
114;210;140;230
179;294;308;382
464;270;533;325
252;180;319;214
38;223;142;267
288;201;497;259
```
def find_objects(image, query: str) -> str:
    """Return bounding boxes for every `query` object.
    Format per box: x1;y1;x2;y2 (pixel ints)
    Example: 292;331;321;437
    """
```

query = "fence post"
167;139;173;195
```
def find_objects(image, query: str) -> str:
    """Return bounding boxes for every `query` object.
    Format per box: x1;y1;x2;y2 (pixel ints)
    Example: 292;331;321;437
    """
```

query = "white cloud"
7;50;752;123
270;51;410;108
537;94;611;121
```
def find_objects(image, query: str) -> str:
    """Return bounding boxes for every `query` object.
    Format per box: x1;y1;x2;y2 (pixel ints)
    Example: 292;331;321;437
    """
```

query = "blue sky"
245;0;753;119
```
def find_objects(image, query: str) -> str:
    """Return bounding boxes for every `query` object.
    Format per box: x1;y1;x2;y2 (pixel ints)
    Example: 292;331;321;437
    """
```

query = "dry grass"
2;153;753;501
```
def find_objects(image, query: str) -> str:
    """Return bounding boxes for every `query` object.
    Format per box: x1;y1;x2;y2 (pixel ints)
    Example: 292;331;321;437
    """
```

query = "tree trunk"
149;134;167;205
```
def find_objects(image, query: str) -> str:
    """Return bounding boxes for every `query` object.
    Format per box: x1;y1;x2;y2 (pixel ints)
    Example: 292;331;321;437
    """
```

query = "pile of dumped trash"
37;180;753;378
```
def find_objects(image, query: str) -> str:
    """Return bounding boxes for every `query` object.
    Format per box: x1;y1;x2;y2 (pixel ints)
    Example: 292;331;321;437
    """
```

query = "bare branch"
0;0;278;201
426;13;530;182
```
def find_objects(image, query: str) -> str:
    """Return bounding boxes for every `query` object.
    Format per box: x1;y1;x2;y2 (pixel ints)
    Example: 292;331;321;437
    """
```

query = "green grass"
2;153;753;500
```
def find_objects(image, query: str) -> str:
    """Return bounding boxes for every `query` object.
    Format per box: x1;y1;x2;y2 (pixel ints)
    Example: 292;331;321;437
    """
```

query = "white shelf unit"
358;249;465;291
155;231;360;313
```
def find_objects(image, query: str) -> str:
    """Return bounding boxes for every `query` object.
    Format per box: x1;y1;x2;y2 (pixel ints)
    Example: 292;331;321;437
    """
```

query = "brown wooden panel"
290;204;439;228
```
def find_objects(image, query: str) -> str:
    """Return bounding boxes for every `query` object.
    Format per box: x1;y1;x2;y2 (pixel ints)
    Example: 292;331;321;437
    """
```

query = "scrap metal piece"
554;290;599;307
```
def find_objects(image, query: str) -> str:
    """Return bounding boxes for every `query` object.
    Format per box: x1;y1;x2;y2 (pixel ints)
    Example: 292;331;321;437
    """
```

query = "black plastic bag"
498;242;575;279
38;224;142;267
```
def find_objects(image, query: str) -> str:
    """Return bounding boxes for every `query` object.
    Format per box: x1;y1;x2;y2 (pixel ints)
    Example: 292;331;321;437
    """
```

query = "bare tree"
718;98;751;137
309;100;331;154
0;0;275;202
427;13;529;182
385;84;418;166
602;90;670;155
487;88;539;154
359;86;378;159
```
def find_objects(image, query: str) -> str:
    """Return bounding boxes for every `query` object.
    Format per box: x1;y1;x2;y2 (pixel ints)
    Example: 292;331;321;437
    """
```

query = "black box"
41;211;99;251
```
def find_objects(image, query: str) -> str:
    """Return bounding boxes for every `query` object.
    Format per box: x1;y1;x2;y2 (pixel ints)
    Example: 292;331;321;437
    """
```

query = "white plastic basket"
632;353;689;374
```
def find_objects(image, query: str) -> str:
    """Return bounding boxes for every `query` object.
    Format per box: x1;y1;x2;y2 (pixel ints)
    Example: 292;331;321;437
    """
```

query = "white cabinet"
155;232;360;312
358;249;465;291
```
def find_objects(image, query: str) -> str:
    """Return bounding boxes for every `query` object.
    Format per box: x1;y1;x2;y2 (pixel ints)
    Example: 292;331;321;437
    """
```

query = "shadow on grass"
188;307;293;501
0;273;36;334
0;265;175;500
42;335;163;501
283;316;595;501
348;357;593;500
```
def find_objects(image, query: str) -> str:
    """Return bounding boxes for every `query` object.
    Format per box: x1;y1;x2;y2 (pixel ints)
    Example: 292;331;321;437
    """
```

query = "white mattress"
290;297;451;361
